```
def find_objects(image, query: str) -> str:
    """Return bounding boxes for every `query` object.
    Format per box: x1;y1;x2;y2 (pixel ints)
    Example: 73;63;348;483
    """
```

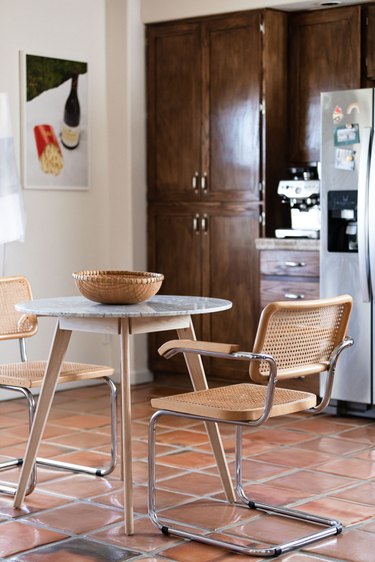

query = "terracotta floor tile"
38;473;122;498
156;429;210;447
49;449;111;469
157;450;215;469
11;537;139;561
158;470;223;496
93;484;193;513
295;496;375;525
90;517;180;552
298;435;368;456
242;428;312;447
353;448;375;461
278;554;338;561
306;528;375;561
162;534;263;561
0;520;68;557
316;457;375;479
53;413;110;430
25;501;122;533
46;429;111;448
253;447;336;468
333;480;375;505
359;520;375;533
223;482;313;506
335;425;375;444
197;434;272;455
160;498;256;530
269;469;354;495
229;513;322;545
3;381;375;562
282;416;356;435
0;490;70;518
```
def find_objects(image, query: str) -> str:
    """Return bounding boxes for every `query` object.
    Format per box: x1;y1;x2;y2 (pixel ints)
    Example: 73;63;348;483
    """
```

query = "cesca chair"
0;276;117;496
148;295;353;558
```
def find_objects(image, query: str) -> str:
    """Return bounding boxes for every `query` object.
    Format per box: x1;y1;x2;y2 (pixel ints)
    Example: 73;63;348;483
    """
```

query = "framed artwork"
20;52;89;190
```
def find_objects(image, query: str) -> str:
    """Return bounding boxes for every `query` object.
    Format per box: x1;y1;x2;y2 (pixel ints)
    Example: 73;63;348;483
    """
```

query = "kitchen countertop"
255;238;320;251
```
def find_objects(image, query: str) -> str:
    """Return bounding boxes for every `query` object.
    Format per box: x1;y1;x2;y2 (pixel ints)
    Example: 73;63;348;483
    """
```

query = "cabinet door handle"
285;261;306;268
192;172;199;190
201;214;208;233
284;292;305;300
201;172;208;192
193;214;200;232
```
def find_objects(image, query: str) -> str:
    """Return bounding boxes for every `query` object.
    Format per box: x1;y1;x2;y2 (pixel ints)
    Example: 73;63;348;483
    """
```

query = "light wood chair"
148;295;353;558
0;276;118;496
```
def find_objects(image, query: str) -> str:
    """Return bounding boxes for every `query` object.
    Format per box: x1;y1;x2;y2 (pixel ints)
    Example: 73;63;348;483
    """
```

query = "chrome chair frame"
0;337;118;497
148;337;353;557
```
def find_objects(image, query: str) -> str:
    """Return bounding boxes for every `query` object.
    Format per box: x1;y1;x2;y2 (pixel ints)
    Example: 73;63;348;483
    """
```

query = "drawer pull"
285;261;306;268
284;292;305;300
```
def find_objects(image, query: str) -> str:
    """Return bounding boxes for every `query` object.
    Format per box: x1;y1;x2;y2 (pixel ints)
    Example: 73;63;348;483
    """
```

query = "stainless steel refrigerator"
320;88;375;416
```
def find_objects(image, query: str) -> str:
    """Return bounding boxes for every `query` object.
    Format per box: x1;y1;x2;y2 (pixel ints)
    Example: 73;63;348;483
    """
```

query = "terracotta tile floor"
0;381;374;560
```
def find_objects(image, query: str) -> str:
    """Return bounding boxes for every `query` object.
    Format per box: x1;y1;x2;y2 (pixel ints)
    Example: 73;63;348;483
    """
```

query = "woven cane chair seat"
0;361;114;388
151;382;316;421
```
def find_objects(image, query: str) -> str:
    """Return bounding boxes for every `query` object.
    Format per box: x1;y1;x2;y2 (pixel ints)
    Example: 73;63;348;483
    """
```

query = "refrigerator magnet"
332;105;344;123
334;124;360;147
335;148;355;171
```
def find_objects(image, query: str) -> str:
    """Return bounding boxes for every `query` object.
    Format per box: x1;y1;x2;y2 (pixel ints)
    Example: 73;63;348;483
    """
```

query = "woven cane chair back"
0;277;38;341
250;295;352;384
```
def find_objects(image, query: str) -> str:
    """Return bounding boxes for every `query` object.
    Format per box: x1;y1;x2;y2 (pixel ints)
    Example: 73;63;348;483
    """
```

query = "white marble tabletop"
15;294;232;318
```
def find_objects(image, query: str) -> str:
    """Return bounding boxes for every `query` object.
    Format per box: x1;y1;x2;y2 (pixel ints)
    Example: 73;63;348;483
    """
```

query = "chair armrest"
158;339;240;360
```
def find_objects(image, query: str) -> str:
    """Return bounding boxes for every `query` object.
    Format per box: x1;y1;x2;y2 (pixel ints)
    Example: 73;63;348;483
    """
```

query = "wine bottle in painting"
61;73;81;149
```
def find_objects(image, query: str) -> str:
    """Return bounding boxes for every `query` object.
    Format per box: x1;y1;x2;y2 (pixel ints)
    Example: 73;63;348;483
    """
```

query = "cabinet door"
203;13;262;202
203;206;261;380
367;5;375;80
288;6;361;164
148;206;202;374
147;23;202;202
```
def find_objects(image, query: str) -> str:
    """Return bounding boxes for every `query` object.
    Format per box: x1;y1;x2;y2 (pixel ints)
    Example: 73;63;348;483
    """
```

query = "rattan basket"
72;270;164;304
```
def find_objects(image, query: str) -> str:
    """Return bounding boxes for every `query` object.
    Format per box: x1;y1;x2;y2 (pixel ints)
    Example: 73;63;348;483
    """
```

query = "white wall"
141;0;372;22
0;0;150;400
106;0;149;382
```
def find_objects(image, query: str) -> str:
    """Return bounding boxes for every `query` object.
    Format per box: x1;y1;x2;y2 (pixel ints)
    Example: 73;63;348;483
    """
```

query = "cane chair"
0;276;117;497
148;295;353;558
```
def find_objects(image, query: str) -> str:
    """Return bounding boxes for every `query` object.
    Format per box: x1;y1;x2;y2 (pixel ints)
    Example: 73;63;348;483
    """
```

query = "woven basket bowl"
72;270;164;304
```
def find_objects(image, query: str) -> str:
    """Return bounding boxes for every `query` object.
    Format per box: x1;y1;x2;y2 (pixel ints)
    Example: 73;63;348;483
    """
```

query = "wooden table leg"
120;319;134;535
14;322;72;508
177;321;236;503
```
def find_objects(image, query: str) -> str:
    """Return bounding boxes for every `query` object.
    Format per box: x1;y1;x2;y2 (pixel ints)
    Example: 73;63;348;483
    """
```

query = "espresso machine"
275;167;320;239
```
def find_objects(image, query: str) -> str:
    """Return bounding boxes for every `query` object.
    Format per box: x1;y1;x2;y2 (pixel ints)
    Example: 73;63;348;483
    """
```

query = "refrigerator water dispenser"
327;190;357;252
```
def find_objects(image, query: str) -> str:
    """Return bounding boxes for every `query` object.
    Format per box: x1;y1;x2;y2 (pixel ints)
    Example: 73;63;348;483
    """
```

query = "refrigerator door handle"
369;128;375;298
358;126;372;303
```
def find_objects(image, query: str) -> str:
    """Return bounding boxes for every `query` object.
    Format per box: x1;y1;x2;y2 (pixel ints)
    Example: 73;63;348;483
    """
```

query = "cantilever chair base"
0;376;117;496
148;410;342;558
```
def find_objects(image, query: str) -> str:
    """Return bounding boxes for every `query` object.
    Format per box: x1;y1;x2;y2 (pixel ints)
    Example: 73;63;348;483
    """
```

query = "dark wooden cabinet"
288;6;362;165
146;21;202;202
147;10;289;235
147;13;262;204
146;9;290;381
148;203;260;381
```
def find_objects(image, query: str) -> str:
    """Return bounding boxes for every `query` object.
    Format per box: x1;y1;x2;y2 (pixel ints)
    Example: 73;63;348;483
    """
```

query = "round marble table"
14;295;234;534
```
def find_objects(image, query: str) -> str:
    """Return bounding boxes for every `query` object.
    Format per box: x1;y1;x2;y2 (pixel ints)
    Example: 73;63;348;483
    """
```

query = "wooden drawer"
260;278;320;308
260;250;319;277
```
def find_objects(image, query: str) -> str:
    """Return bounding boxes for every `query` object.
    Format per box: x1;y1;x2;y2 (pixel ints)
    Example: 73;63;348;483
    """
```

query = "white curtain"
0;92;25;245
